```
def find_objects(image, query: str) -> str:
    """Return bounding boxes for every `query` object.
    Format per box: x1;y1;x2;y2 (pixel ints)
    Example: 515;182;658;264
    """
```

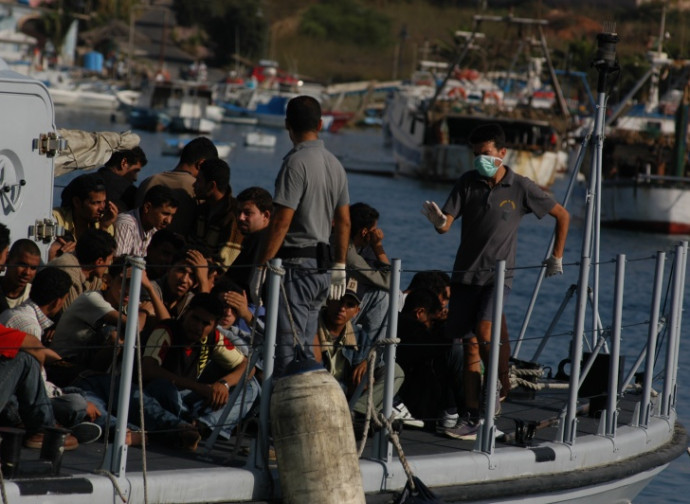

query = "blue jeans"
136;377;260;439
51;392;87;427
71;374;140;431
275;258;330;377
0;352;54;432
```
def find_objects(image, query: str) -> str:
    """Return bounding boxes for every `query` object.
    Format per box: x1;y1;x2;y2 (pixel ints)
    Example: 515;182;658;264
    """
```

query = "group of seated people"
0;136;473;454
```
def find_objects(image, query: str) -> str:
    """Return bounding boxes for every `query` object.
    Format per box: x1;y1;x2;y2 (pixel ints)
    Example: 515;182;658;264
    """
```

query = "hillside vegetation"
250;0;688;97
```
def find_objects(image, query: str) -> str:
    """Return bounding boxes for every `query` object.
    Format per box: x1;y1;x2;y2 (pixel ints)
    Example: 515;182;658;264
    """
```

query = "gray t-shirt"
51;290;116;365
441;167;556;287
274;139;349;248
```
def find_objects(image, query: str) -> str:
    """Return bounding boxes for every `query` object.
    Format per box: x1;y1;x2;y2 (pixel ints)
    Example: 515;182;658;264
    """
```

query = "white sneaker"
392;403;424;429
436;411;459;433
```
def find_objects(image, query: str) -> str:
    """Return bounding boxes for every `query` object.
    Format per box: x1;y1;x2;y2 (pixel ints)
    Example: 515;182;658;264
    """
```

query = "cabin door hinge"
30;219;63;243
32;132;68;158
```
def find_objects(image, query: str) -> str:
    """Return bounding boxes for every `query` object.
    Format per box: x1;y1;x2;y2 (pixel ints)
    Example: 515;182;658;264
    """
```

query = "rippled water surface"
55;108;690;503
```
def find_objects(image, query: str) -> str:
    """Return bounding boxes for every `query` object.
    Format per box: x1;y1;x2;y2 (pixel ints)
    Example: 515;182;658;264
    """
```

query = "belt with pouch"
276;243;331;271
276;245;319;259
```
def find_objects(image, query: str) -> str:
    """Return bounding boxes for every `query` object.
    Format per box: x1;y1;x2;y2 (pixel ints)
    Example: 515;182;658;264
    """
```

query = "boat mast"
646;4;666;114
563;27;619;445
607;6;669;125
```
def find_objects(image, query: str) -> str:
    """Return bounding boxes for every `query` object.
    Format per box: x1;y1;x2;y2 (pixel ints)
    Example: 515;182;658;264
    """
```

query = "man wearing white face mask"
421;122;570;440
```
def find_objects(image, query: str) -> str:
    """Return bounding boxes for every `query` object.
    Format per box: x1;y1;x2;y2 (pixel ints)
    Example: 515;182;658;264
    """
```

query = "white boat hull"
602;178;690;234
244;131;277;148
49;88;119;110
393;139;563;189
255;111;286;129
385;90;564;187
2;414;682;503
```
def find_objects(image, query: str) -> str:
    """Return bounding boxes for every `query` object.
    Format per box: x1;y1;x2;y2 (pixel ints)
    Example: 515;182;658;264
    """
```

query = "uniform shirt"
274;139;349;247
441;167;556;287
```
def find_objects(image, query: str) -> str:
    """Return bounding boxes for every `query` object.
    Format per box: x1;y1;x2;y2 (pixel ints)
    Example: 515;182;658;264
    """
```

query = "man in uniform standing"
422;123;570;439
251;95;350;377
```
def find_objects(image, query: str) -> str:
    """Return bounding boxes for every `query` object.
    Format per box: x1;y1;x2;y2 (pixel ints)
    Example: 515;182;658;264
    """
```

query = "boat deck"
9;384;641;485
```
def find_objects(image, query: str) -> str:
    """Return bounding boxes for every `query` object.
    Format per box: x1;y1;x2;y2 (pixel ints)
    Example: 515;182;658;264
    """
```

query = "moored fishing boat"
600;9;690;234
0;30;687;504
383;15;574;188
128;80;221;134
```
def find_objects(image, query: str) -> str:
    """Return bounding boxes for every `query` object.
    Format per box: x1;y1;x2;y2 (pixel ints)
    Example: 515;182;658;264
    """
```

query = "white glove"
544;255;563;277
329;262;347;300
421;200;447;229
249;266;267;306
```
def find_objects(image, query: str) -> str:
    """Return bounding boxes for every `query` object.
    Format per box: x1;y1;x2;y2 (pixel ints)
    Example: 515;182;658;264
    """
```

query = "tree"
171;0;268;66
299;0;392;48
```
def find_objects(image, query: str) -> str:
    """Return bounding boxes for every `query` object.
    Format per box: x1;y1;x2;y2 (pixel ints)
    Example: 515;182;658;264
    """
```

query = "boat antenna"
563;26;619;445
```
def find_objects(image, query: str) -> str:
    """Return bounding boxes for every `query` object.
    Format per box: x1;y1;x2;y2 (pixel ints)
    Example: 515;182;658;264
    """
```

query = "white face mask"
474;155;502;177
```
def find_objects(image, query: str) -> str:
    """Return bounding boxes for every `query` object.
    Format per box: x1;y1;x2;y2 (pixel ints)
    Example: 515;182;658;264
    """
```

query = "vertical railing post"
376;258;401;463
256;258;281;469
605;254;624;437
640;251;665;427
106;256;144;478
479;260;504;453
670;242;687;403
661;245;683;417
564;254;590;445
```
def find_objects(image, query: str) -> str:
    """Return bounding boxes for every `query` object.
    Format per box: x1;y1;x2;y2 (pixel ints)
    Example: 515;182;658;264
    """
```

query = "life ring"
454;68;480;81
484;90;501;103
448;86;467;100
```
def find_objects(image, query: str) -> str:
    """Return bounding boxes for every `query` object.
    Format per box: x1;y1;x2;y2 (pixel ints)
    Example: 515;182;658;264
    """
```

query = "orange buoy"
448;86;467;100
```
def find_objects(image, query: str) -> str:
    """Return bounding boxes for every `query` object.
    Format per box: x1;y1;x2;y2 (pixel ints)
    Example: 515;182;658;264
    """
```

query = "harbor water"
54;108;690;503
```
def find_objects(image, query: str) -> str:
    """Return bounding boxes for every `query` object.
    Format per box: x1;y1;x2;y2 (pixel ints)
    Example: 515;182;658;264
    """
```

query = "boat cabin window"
644;121;662;135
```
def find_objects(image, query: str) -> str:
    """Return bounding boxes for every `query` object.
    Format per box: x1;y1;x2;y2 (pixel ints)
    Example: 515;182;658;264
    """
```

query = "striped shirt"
114;209;156;257
0;299;52;338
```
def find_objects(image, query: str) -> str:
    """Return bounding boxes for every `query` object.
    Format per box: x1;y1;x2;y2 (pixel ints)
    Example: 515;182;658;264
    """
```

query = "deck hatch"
16;477;93;495
530;446;556;462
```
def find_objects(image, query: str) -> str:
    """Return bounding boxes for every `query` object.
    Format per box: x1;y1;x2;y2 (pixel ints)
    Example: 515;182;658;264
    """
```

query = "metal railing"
104;239;687;478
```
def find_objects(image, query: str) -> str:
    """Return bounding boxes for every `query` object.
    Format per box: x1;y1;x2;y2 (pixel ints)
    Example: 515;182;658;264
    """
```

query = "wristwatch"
217;379;230;390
